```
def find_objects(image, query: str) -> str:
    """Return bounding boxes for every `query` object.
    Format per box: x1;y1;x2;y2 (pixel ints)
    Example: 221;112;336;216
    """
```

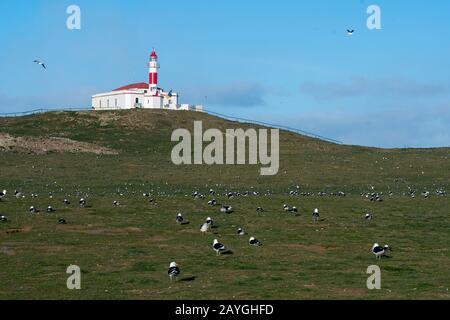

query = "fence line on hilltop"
0;107;342;144
202;109;342;144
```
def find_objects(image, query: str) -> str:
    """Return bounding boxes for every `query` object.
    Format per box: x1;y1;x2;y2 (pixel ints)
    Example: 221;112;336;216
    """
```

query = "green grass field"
1;109;449;300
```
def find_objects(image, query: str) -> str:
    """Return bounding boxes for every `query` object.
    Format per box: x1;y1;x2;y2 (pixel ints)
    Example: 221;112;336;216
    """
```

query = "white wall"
92;91;203;112
92;91;144;110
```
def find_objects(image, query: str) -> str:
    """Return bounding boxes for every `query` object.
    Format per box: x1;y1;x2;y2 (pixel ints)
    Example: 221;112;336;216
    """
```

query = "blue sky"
0;0;449;148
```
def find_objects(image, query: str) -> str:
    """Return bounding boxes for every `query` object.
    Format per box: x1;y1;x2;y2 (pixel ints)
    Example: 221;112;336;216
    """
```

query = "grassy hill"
0;109;449;300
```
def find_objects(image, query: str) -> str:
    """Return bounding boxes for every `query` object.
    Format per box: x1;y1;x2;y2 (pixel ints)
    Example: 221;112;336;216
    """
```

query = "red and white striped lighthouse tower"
149;49;159;91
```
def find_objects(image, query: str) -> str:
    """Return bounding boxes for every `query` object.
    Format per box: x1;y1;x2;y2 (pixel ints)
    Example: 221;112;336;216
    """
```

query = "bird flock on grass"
1;184;447;282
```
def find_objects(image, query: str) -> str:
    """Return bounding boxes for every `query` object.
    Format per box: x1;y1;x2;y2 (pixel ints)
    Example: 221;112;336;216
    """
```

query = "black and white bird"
208;199;217;206
212;239;227;256
256;207;264;213
220;205;233;214
168;262;180;282
200;217;213;233
46;205;54;213
249;236;262;246
29;206;39;214
312;208;320;222
200;222;210;234
33;60;46;69
237;228;246;236
176;213;184;224
284;204;298;214
0;189;6;200
113;200;120;206
14;190;23;199
372;243;391;259
58;218;67;225
79;198;87;207
365;213;373;221
14;190;24;199
0;215;8;223
347;29;355;36
63;199;71;205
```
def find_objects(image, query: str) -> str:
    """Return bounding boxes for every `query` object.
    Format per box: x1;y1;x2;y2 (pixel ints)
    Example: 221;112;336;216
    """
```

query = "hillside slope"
1;109;449;192
1;109;450;300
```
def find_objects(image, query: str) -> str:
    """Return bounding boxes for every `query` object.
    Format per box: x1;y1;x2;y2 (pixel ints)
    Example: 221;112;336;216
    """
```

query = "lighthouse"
149;49;159;92
91;50;203;111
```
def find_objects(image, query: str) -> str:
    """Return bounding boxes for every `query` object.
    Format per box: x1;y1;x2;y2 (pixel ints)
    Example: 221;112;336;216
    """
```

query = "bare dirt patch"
57;225;142;235
0;246;16;256
0;132;118;155
4;226;33;235
329;287;367;297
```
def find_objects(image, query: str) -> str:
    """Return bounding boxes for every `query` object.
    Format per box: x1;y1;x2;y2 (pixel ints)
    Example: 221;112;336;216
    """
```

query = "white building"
92;50;203;112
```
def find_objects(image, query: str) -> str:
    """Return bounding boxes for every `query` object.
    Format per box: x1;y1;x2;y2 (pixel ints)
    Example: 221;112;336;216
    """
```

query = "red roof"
150;50;158;58
112;82;149;91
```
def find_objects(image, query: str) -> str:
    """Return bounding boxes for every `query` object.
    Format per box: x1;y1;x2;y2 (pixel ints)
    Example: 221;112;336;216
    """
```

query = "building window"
107;99;110;108
115;99;118;107
99;100;102;108
135;98;139;104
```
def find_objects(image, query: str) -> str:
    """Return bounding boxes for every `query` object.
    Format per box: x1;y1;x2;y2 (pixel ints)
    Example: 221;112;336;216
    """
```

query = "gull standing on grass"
168;262;180;282
212;239;227;256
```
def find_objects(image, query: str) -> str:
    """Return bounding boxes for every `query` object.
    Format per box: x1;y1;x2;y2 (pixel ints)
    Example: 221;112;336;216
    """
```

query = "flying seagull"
212;239;227;256
33;60;46;69
347;29;355;36
168;262;180;282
